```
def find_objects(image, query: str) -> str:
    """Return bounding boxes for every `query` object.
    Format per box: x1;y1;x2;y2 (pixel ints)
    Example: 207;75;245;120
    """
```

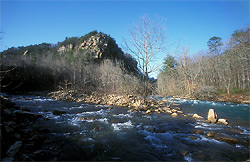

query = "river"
3;94;250;161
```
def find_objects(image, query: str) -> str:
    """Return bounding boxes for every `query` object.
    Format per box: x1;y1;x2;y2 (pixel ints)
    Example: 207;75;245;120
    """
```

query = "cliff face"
78;33;123;60
55;32;124;62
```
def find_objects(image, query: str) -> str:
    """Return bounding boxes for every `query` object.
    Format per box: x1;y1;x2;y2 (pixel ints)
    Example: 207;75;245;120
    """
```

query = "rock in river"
214;134;238;144
206;132;216;138
171;113;178;117
207;109;217;123
192;113;204;119
217;118;229;125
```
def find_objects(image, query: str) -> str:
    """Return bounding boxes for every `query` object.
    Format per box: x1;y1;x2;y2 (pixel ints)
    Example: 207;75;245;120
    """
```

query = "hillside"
0;31;142;93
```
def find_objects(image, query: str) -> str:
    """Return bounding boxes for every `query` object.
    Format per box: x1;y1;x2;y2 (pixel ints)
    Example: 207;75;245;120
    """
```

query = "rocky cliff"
56;32;138;74
78;33;124;60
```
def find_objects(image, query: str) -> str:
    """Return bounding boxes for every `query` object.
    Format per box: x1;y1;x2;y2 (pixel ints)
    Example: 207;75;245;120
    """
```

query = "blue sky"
1;0;249;77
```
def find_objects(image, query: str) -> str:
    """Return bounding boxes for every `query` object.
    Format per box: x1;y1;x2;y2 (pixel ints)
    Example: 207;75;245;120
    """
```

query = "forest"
0;31;143;94
158;27;250;99
1;27;249;101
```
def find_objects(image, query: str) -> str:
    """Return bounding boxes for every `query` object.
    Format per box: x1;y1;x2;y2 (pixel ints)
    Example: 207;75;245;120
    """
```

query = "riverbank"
47;90;239;125
1;95;49;161
0;95;93;161
48;90;174;113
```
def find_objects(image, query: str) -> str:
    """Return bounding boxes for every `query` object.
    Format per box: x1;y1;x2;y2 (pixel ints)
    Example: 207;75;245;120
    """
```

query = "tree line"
157;27;250;99
1;15;248;99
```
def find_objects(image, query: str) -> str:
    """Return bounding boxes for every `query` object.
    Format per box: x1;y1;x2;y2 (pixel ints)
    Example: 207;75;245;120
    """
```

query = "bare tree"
125;15;166;95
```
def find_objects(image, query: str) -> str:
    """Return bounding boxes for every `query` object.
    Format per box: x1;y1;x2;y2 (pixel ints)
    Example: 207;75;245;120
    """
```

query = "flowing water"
3;94;250;161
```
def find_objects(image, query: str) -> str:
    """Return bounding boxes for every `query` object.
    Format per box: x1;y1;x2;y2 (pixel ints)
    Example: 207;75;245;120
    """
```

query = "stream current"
4;94;250;161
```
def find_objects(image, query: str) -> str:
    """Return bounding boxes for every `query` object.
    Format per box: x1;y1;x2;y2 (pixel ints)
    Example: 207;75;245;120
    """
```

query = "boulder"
207;109;217;123
192;114;204;119
217;118;229;125
171;113;178;117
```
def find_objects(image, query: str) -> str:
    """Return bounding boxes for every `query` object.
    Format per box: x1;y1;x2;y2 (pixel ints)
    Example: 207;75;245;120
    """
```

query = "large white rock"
207;109;217;123
218;118;229;125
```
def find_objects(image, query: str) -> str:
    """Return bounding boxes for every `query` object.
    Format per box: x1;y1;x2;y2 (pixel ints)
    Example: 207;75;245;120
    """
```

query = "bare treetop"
125;15;166;77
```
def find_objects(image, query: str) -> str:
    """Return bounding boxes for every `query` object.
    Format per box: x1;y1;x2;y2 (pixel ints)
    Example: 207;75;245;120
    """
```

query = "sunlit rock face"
79;33;123;60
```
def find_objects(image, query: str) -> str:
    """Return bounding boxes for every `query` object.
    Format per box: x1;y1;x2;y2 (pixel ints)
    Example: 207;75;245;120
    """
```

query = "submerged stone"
214;134;238;144
2;157;14;162
6;141;22;157
189;136;198;140
190;129;204;135
229;128;243;134
206;132;216;138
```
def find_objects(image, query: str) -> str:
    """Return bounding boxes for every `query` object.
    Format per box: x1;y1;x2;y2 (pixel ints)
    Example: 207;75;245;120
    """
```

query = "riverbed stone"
207;109;217;123
174;107;181;110
24;98;33;100
165;110;172;114
6;141;22;157
146;109;151;114
189;136;198;140
144;126;156;132
229;128;243;134
192;114;204;119
181;150;189;157
171;109;177;113
214;134;238;144
2;157;14;162
217;118;229;125
171;113;178;117
177;111;183;114
190;129;204;135
206;132;216;137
